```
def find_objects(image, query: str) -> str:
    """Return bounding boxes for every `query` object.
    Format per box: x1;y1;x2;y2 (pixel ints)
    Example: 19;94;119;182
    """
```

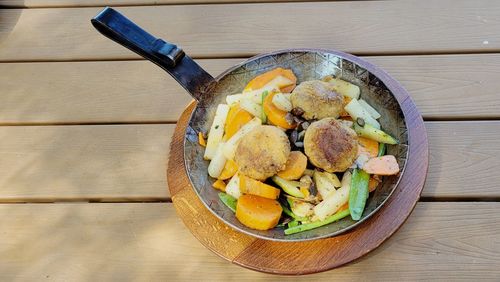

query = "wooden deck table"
1;0;499;280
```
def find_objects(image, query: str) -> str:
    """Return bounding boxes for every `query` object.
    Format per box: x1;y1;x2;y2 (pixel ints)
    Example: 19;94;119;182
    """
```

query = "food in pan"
200;67;400;234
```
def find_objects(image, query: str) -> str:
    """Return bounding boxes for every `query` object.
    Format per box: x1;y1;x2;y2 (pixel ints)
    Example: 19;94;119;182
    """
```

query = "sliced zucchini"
271;175;305;198
344;98;380;129
354;122;399;145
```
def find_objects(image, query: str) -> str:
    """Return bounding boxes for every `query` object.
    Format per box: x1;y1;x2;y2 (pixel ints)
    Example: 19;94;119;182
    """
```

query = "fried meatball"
235;125;291;180
290;80;344;120
304;118;358;172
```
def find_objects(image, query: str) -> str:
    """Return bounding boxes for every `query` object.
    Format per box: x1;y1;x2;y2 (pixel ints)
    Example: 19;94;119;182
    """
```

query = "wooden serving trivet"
167;101;428;275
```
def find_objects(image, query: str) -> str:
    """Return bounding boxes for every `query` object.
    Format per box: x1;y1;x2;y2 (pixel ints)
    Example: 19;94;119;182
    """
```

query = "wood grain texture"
0;121;499;201
425;121;500;198
1;202;498;280
0;0;318;7
167;96;428;273
0;125;172;201
1;1;499;61
2;54;500;124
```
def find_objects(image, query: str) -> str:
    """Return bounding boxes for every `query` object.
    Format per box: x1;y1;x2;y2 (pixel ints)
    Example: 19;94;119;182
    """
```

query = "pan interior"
184;50;408;241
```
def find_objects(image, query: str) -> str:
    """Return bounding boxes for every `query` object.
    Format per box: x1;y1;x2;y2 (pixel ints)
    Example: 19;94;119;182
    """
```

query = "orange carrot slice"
223;105;253;141
236;194;282;230
277;151;308;180
218;159;238;180
212;179;226;192
363;155;400;175
338;202;349;212
244;68;297;92
239;174;281;199
368;176;380;192
358;137;379;158
263;92;296;129
198;132;206;147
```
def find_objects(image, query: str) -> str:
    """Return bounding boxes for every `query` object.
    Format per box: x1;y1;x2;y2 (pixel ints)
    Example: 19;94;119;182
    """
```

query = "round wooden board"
167;99;428;275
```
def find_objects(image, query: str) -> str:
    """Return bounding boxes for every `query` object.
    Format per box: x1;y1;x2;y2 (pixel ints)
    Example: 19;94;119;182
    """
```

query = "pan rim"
183;48;412;242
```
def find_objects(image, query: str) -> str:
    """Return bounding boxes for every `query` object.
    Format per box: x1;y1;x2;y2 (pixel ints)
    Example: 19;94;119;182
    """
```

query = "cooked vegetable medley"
201;68;400;234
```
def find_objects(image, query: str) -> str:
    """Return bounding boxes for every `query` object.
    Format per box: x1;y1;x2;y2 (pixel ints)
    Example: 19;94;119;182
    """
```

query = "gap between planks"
5;50;500;63
0;118;499;127
2;199;500;204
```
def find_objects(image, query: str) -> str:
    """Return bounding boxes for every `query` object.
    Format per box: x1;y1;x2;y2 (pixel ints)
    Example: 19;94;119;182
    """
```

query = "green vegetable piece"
284;209;350;235
271;176;305;198
261;90;269;123
378;143;386;157
280;201;306;221
287;220;300;228
218;192;237;213
349;168;370;220
354;123;399;144
276;221;288;228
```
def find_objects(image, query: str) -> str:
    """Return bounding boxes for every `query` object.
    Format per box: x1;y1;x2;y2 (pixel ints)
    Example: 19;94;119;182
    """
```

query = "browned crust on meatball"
235;125;291;180
304;118;358;172
290;80;344;120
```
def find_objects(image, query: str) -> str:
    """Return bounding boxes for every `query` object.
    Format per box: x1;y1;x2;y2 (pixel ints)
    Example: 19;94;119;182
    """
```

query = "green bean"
287;220;300;228
349;168;370;220
218;192;237;213
284;209;350;235
378;143;386;157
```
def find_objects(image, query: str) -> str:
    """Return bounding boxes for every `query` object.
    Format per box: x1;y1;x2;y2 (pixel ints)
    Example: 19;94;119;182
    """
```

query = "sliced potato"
324;172;341;187
204;104;230;160
225;173;241;199
313;170;337;200
359;99;381;119
272;93;293;112
208;143;227;178
341;171;352;187
314;176;350;221
239;97;263;118
324;77;360;99
289;198;314;218
226;94;243;105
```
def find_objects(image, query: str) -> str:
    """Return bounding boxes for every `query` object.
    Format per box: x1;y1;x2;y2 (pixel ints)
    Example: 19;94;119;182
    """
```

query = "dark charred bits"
291;107;305;117
356;117;365;127
285;113;295;125
299;121;310;131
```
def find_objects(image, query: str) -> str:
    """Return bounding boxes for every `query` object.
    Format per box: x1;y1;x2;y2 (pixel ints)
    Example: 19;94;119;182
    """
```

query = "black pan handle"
91;7;215;101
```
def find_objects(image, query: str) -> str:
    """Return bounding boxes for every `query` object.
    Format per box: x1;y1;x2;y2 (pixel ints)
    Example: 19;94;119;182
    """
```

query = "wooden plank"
1;1;499;61
424;121;500;198
2;0;317;7
0;121;498;201
2;54;500;124
0;125;172;201
0;202;498;280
